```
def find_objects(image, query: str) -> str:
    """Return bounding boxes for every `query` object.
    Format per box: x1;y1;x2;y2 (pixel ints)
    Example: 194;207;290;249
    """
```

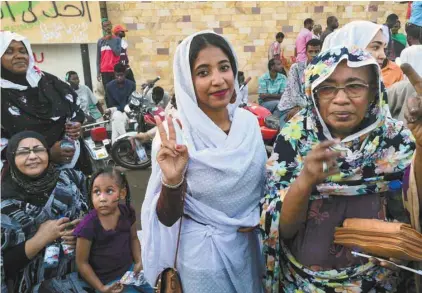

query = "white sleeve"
241;85;249;104
86;85;98;105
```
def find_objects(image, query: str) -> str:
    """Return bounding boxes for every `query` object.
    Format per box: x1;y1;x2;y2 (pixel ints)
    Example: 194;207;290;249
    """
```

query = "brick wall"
107;1;407;95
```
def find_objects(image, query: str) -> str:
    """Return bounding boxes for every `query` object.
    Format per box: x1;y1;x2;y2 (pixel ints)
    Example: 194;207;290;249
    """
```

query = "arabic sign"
1;1;102;44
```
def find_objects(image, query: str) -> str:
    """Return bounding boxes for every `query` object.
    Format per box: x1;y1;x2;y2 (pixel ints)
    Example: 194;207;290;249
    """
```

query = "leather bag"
154;184;186;293
334;218;422;262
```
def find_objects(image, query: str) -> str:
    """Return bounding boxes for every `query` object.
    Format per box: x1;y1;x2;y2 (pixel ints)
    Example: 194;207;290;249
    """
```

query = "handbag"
334;218;422;261
154;183;186;293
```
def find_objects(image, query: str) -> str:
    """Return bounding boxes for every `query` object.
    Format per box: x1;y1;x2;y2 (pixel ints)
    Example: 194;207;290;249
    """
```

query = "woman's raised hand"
401;63;422;147
156;115;189;185
299;139;342;186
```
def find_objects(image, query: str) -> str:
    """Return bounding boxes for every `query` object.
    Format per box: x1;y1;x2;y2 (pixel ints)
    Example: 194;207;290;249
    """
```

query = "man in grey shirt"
66;71;104;122
145;86;170;108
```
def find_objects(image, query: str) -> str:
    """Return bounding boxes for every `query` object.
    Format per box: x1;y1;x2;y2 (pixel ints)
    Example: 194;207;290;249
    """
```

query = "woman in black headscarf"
1;31;91;174
1;131;90;292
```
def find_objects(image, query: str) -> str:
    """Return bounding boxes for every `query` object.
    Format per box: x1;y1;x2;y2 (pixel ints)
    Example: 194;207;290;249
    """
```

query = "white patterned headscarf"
0;31;42;90
322;21;386;52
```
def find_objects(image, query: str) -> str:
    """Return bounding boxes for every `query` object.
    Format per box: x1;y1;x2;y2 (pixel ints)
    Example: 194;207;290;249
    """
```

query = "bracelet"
162;175;184;189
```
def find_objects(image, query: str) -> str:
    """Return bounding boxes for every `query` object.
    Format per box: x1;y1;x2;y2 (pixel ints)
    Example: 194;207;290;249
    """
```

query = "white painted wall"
31;43;103;97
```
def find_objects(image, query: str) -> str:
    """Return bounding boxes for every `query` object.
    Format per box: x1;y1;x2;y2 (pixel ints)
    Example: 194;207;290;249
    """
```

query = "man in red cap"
113;24;135;82
97;19;122;108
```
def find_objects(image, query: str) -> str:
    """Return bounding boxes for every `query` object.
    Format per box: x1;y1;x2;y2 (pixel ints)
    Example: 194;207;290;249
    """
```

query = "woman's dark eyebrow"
16;145;43;150
369;41;384;46
195;64;209;71
321;77;368;84
346;77;368;83
195;59;230;71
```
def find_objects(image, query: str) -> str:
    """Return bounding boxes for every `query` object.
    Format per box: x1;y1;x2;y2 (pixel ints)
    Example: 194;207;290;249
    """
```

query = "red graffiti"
33;52;44;63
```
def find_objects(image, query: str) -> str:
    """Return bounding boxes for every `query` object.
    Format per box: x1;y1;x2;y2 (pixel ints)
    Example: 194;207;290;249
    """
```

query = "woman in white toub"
141;31;267;292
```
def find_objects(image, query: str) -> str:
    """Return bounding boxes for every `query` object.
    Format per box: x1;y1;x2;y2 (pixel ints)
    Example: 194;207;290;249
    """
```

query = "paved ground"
125;168;152;230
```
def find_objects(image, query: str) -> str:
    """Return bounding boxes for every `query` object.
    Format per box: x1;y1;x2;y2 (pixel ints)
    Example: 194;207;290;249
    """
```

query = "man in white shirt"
237;71;249;105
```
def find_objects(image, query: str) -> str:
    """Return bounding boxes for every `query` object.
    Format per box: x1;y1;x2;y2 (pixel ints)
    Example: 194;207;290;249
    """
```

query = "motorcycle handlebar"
151;76;161;84
81;120;110;129
142;76;161;89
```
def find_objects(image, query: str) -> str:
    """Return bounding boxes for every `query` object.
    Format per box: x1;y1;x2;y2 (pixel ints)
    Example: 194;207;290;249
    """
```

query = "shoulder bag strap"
173;180;187;269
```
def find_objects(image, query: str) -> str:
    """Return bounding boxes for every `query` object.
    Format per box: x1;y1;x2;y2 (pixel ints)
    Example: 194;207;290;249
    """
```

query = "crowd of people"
1;2;422;293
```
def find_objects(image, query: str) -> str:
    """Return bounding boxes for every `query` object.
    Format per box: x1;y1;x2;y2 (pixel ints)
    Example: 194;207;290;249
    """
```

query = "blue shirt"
106;79;136;111
258;72;287;104
410;1;422;26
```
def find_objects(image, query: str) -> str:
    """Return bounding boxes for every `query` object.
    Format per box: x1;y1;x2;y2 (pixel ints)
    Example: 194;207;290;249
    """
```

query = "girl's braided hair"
87;167;131;209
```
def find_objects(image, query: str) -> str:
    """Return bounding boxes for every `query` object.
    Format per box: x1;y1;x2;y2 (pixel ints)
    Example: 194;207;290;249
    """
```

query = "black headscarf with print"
1;33;84;147
2;131;60;205
1;71;85;147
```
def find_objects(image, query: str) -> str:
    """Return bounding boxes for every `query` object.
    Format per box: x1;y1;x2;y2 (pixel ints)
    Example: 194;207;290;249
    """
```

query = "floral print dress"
260;47;416;293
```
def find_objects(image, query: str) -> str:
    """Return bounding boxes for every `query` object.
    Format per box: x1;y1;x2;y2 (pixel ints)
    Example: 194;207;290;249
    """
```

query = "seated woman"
1;131;89;292
1;31;90;174
260;47;416;292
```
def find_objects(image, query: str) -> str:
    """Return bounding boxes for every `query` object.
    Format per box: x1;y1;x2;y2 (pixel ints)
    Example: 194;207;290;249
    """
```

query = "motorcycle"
239;77;279;156
111;77;165;170
243;103;278;155
81;118;112;172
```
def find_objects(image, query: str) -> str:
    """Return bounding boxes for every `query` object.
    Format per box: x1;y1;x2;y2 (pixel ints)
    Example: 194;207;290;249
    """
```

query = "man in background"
312;24;322;40
383;14;399;60
268;32;285;60
145;86;170;108
406;22;422;46
295;18;314;62
392;20;407;58
321;16;339;44
258;58;287;113
278;39;322;126
66;71;104;123
97;18;122;107
113;24;135;83
237;71;249;105
106;64;136;143
406;2;422;46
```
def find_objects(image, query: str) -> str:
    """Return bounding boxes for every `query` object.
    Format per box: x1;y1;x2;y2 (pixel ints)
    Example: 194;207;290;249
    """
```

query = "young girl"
74;168;153;293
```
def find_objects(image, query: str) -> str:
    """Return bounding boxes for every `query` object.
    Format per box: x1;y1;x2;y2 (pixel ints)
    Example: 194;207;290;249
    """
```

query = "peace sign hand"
401;63;422;148
155;115;189;185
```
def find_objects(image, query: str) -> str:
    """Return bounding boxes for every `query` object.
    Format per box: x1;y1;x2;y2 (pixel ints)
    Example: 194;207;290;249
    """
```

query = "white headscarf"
173;30;242;149
399;45;422;77
0;31;42;90
141;31;266;292
322;21;386;52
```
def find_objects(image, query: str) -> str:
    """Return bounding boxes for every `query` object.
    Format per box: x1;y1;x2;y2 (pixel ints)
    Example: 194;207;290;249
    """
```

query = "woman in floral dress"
260;46;416;293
